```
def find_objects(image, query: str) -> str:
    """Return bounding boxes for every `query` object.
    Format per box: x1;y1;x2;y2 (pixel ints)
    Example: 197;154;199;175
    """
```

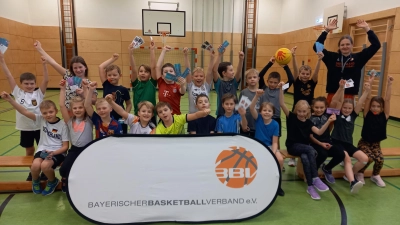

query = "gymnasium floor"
1;90;400;225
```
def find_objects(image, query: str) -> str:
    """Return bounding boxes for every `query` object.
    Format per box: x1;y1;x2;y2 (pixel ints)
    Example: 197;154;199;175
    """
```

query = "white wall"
29;0;59;26
257;0;282;34
279;0;400;33
0;0;31;24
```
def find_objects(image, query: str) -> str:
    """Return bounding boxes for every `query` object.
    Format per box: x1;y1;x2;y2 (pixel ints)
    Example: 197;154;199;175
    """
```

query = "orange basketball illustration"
275;48;292;65
215;146;258;188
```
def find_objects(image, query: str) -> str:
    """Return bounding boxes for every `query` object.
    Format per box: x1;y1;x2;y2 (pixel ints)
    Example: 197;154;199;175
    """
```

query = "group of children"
0;38;393;200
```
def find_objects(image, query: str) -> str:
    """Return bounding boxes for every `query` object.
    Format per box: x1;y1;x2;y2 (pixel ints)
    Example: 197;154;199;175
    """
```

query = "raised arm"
282;64;294;90
39;56;49;95
105;94;129;119
250;89;264;120
205;51;215;85
355;83;371;114
312;52;324;83
149;38;157;81
34;40;67;76
99;54;119;84
363;74;375;117
258;56;275;89
187;109;210;122
357;20;381;65
235;51;244;83
384;76;393;119
330;79;345;109
238;106;248;131
177;77;187;95
128;43;138;82
291;46;299;80
1;91;36;121
84;81;96;117
59;80;71;123
156;45;171;80
0;51;16;91
212;45;224;82
278;82;290;117
311;114;336;135
313;19;337;52
183;47;192;84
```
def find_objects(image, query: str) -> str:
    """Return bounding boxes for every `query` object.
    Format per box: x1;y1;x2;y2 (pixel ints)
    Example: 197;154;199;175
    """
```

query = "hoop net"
312;25;331;38
158;31;170;46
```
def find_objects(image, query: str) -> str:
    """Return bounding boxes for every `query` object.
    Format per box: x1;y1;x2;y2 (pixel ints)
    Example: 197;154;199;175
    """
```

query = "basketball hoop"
158;31;170;46
312;25;331;38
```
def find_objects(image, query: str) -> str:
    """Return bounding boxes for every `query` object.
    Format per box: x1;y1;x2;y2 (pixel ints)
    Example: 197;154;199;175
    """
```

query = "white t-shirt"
125;114;155;134
67;117;93;147
187;82;211;113
12;86;44;131
35;115;69;153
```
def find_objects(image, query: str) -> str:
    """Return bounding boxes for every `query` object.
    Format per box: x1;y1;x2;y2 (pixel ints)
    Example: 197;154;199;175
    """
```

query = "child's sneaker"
350;180;363;194
32;180;42;194
61;178;68;193
313;177;329;192
288;158;296;167
370;175;386;187
355;173;365;184
321;164;335;184
307;186;320;200
42;178;59;196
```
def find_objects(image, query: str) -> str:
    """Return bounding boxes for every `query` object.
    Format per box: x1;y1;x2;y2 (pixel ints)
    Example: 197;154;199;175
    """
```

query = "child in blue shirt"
216;93;247;133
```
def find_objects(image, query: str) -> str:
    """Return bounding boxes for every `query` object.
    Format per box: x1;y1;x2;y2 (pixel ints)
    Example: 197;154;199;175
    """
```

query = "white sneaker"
343;175;349;182
370;175;386;187
288;158;296;167
355;173;365;185
340;161;344;167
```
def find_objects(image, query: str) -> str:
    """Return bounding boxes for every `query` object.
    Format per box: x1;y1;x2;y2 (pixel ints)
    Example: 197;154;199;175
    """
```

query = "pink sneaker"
370;175;386;187
355;173;365;185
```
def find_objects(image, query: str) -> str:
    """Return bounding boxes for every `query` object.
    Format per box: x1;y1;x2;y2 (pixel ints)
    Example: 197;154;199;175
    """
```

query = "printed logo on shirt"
112;90;124;105
32;99;37;106
173;88;177;93
335;61;355;68
163;90;170;97
43;127;61;140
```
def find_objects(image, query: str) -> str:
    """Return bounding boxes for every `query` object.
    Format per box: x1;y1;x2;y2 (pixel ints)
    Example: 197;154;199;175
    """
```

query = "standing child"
213;45;244;117
34;41;97;108
152;102;210;134
249;89;284;196
330;80;370;189
216;93;248;134
291;46;323;108
129;39;157;124
188;94;216;134
58;80;93;193
105;94;155;134
357;76;394;187
155;46;188;115
98;54;132;134
279;82;336;200
187;50;215;113
239;69;259;137
1;92;69;196
84;82;123;138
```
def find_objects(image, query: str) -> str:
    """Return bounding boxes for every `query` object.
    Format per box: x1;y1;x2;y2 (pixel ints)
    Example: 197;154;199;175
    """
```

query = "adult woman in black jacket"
313;19;381;105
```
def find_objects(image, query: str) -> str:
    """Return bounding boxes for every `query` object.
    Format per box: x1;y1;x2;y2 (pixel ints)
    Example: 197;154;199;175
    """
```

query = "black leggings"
59;145;85;178
288;143;318;186
312;143;345;171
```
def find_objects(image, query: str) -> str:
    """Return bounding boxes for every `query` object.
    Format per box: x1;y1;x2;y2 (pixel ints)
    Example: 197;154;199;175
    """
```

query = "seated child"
216;93;248;133
1;92;69;196
83;81;122;137
152;102;210;134
105;94;155;134
188;94;216;134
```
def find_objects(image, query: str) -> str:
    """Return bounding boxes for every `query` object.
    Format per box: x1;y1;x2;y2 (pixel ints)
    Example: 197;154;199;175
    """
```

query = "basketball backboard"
323;3;346;34
142;9;186;37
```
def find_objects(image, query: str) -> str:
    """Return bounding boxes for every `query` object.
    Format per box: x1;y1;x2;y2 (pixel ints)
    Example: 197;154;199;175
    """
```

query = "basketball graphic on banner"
275;48;292;65
215;147;258;188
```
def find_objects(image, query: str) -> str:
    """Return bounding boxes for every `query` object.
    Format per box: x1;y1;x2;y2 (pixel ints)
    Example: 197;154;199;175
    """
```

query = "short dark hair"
20;72;36;83
267;72;281;81
218;62;232;78
138;64;151;74
155;101;172;112
370;96;385;111
105;64;121;75
161;63;175;74
221;93;237;104
312;96;328;107
70;56;88;77
195;93;209;105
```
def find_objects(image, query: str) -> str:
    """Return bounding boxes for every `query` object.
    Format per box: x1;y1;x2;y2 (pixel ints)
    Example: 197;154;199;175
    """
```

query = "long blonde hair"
293;100;311;119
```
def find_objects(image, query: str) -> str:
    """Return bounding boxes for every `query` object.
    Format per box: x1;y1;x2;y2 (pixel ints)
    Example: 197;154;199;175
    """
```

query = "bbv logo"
215;146;258;188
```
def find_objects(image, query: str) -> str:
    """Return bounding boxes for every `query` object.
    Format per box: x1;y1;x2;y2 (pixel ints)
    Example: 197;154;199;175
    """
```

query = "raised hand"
76;88;84;96
81;80;89;88
202;108;211;116
40;56;47;64
328;114;336;122
356;19;369;28
105;94;114;102
59;79;66;88
238;106;246;115
112;53;119;60
270;56;276;64
33;40;42;50
176;77;186;86
150;37;155;50
277;81;285;89
255;89;264;97
0;51;5;62
290;46;297;56
238;51;244;60
217;44;225;55
0;91;12;101
317;52;324;61
388;76;394;85
89;81;97;90
364;82;371;92
183;47;189;55
325;19;338;31
163;45;172;52
128;43;134;52
339;79;346;88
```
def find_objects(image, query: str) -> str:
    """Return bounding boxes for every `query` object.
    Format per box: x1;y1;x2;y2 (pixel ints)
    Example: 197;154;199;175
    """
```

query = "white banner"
68;135;280;224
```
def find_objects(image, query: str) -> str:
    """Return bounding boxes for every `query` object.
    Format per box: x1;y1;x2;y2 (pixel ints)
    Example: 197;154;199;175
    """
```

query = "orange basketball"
215;147;258;188
275;48;292;65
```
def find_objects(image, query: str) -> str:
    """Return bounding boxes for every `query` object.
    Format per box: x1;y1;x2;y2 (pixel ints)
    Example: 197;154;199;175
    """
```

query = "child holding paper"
238;69;259;137
291;46;324;109
155;46;188;115
215;93;248;134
